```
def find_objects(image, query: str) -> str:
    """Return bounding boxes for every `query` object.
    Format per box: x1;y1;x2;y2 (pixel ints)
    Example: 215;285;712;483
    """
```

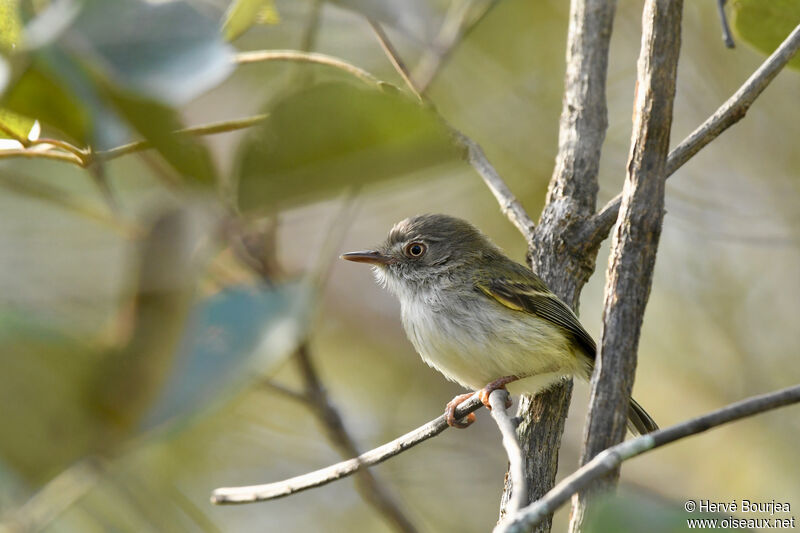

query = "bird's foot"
445;393;477;428
478;375;518;410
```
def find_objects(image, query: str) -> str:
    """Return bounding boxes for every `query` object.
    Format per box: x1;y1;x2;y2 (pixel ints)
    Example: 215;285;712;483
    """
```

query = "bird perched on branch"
342;214;657;434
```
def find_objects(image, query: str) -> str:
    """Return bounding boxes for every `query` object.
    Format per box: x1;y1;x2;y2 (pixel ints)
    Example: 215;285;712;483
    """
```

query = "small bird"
342;214;657;434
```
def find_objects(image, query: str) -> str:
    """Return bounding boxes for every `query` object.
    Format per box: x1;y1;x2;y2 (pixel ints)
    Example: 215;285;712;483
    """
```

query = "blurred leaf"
141;282;313;431
66;0;234;105
105;87;217;185
3;0;235;151
0;313;105;485
732;0;800;71
2;57;95;145
222;0;280;41
0;107;34;141
329;0;437;42
0;0;23;50
94;209;209;435
236;81;459;212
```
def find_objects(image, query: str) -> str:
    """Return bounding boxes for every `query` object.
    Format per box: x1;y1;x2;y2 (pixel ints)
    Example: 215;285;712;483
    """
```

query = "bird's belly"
402;300;583;393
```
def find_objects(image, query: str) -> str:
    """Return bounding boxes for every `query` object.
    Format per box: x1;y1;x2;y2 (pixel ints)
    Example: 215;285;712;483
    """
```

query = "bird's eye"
404;242;426;258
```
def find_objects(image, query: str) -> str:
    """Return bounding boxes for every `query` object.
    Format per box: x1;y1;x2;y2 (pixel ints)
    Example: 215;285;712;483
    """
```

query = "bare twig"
294;345;418;533
365;20;537;244
28;138;87;159
487;390;526;515
0;147;84;165
716;0;735;49
0;459;104;533
570;1;683;530
583;23;800;249
210;394;484;504
413;0;500;94
367;19;422;101
454;132;536;244
0;114;268;168
235;50;381;87
496;383;800;533
95;114;269;162
261;380;311;406
236;202;417;532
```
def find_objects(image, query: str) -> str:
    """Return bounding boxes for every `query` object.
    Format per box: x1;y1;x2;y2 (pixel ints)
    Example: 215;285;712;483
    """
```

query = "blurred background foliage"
0;0;798;532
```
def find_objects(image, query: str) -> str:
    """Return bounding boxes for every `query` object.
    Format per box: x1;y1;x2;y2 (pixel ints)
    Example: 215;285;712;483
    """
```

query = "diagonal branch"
413;0;500;94
210;395;485;504
582;23;800;250
95;114;268;162
231;208;417;532
496;383;800;533
293;345;419;533
367;19;536;244
235;49;382;86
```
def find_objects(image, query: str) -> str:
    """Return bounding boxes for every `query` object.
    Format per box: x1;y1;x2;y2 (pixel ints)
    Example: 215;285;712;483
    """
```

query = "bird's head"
341;214;499;295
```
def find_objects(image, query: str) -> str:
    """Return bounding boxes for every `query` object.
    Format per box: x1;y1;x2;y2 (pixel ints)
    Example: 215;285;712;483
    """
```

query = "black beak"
340;250;394;265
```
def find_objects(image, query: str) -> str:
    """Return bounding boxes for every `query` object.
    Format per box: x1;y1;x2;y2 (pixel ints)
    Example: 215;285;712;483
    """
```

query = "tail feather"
627;397;658;435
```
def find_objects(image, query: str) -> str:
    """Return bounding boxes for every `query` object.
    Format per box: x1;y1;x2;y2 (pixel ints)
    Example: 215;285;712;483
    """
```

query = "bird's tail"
628;397;658;435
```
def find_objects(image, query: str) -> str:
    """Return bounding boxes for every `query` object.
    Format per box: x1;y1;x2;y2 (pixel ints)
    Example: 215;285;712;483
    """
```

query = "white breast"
399;287;585;394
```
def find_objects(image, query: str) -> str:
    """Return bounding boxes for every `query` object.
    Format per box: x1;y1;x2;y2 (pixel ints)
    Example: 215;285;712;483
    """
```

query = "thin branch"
261;380;312;406
716;0;735;49
496;383;800;533
235;208;417;532
413;0;500;94
454;132;536;244
28;138;87;160
95;114;269;162
0;114;268;168
365;20;537;244
487;390;526;515
367;19;422;101
583;23;800;249
0;147;84;165
294;345;418;533
210;394;484;504
235;50;382;87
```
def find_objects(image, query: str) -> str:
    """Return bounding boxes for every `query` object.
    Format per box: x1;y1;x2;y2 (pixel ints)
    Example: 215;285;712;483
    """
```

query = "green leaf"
0;313;106;484
222;0;280;41
105;87;217;185
0;0;23;50
141;282;313;432
732;0;800;71
0;107;34;142
236;81;459;212
2;56;100;146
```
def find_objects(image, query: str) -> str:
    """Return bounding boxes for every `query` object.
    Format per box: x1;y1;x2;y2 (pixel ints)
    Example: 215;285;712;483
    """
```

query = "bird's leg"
445;375;520;428
445;393;477;428
478;375;518;410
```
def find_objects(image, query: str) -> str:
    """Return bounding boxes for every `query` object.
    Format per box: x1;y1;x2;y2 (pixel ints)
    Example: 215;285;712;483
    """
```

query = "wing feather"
476;276;597;359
